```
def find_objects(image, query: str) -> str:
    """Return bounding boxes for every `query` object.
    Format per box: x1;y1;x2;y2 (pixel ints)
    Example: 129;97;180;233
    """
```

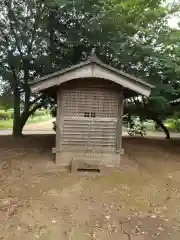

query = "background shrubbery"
164;119;180;132
0;108;50;120
123;118;180;132
30;109;49;118
1;107;180;133
0;110;10;120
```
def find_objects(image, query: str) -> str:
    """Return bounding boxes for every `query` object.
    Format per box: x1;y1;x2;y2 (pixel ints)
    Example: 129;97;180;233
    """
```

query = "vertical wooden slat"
56;90;61;151
119;92;124;152
116;92;121;152
59;91;64;151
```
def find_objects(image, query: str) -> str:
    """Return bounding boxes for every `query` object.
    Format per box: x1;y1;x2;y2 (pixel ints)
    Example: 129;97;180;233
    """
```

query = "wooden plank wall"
57;78;123;153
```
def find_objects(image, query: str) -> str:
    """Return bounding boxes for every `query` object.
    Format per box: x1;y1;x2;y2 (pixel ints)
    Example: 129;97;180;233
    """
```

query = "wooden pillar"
116;92;124;153
119;93;124;152
55;90;61;154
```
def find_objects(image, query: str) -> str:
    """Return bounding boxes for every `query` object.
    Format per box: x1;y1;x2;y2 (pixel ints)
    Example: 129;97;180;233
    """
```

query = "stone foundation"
53;150;124;172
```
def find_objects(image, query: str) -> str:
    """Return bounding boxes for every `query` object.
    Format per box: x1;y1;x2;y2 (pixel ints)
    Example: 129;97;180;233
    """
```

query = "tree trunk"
12;88;31;137
155;122;159;131
49;11;55;71
12;91;42;137
12;85;22;137
19;110;31;133
128;115;134;128
155;118;170;139
12;121;24;137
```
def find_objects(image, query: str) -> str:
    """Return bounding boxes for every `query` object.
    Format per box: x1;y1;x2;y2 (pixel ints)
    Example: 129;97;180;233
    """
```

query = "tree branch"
8;63;18;86
10;10;25;45
30;94;43;105
29;102;43;116
5;0;23;58
22;1;45;112
142;96;147;108
19;101;43;130
28;1;45;55
0;29;9;47
154;118;170;139
132;97;139;105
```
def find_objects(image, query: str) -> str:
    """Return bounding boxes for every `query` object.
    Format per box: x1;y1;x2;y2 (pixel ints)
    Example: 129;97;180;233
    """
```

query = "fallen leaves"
0;197;21;221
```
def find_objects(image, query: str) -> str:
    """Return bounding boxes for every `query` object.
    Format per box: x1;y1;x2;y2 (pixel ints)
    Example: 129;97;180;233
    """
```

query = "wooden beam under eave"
30;63;152;97
30;65;93;93
92;65;152;97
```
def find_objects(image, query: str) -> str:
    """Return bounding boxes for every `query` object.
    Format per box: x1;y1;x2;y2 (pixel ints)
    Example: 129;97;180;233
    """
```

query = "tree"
0;95;14;111
125;22;180;139
0;0;179;137
0;0;51;136
107;1;180;139
47;0;180;141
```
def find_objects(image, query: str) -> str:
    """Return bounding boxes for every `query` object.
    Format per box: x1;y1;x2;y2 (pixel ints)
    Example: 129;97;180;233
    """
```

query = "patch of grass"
0;119;13;129
0;115;52;129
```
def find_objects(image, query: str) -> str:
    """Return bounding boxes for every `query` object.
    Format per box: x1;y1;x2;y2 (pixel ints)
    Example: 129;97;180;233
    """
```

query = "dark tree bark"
7;0;44;137
12;102;43;137
127;115;133;128
155;122;159;131
11;68;22;137
13;120;24;137
12;86;27;137
49;10;56;70
13;112;22;137
155;118;170;139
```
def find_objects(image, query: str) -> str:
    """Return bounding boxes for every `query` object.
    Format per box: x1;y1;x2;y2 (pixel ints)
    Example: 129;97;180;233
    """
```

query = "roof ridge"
88;48;101;63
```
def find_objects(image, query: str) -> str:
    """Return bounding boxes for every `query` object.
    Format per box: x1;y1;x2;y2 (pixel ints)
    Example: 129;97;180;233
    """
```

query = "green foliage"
144;120;155;131
164;118;177;128
0;0;180;135
7;108;14;119
51;107;56;118
0;119;13;129
0;110;10;120
164;118;180;132
175;120;180;132
0;95;13;111
0;115;52;129
31;109;49;118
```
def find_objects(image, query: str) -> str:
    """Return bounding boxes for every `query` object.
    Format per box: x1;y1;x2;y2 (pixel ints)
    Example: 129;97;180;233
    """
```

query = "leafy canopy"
0;0;180;136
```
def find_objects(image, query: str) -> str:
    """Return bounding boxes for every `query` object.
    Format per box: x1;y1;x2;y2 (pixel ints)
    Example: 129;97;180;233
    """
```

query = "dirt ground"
23;119;54;130
0;135;180;239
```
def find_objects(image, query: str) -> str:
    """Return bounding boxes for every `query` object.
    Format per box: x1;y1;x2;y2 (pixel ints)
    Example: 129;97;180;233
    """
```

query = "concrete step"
71;156;103;173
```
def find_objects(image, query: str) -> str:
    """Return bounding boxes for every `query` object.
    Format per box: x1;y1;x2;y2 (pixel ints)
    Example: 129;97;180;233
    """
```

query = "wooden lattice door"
61;88;119;152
